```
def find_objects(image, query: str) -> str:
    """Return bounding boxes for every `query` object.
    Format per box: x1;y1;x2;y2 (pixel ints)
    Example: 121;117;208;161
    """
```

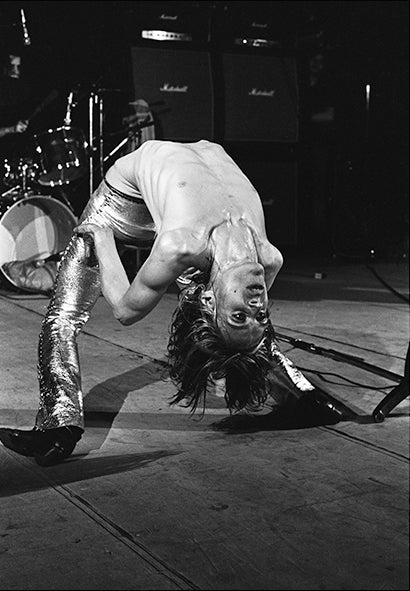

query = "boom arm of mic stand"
103;121;155;164
103;135;129;164
275;332;403;383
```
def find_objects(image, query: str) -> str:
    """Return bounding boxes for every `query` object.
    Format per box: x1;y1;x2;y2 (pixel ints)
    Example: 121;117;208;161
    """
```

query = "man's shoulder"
257;240;283;270
155;228;208;264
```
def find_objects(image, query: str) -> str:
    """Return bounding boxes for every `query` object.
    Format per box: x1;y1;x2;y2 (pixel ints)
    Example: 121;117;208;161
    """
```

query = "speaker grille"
222;53;298;142
130;47;214;141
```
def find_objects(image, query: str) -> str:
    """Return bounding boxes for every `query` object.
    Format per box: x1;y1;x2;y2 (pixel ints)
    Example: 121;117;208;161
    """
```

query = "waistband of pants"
103;178;145;205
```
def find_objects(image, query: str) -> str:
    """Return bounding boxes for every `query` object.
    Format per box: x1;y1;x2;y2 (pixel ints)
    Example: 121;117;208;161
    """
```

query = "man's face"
8;55;21;79
206;262;270;350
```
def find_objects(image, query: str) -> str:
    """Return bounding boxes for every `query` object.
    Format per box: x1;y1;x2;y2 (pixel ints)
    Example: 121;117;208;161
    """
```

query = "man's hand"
74;223;113;245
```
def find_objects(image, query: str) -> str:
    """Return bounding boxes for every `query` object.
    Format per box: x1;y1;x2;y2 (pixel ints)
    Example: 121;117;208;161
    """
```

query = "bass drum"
0;194;77;288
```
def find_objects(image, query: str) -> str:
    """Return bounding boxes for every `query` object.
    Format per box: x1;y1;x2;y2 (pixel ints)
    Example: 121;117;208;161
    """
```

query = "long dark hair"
167;277;276;415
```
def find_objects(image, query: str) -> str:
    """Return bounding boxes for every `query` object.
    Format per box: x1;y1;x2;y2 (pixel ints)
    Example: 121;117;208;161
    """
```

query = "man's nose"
248;296;263;308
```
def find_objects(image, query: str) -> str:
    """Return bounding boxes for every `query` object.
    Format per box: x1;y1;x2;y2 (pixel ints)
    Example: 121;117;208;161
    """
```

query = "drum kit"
0;91;87;291
0;86;154;292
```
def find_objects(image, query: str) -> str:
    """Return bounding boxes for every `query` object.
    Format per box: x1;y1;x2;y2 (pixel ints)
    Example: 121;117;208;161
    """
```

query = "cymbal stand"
99;94;104;182
20;161;29;196
87;91;154;193
88;91;97;195
88;89;114;194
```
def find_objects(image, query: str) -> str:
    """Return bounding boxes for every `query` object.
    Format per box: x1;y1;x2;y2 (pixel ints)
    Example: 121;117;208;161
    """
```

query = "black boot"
0;426;83;466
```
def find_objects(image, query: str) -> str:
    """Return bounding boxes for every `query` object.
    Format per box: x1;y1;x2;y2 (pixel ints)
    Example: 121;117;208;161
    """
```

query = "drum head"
0;195;77;287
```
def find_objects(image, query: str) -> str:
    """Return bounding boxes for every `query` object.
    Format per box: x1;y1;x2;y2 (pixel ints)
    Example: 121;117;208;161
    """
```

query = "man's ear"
200;290;216;310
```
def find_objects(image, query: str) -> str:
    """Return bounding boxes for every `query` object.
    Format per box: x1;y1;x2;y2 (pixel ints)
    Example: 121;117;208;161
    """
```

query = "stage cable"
366;264;409;304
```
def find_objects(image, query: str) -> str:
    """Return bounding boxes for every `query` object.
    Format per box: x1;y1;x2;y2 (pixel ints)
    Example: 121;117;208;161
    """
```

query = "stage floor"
1;254;409;590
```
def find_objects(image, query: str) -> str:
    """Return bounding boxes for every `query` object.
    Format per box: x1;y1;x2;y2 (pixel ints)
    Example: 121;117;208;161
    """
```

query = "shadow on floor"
0;450;180;498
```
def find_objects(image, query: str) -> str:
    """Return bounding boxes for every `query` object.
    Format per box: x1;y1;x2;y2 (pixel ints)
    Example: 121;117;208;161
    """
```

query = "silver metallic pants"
35;180;155;430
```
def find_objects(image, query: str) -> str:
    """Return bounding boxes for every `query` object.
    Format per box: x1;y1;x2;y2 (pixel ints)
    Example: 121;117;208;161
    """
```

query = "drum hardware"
33;89;89;188
87;87;127;194
0;194;77;290
19;159;39;194
34;126;89;187
32;251;63;266
32;84;134;195
1;157;39;194
0;89;60;197
88;90;100;194
7;85;134;202
64;90;75;127
1;185;19;199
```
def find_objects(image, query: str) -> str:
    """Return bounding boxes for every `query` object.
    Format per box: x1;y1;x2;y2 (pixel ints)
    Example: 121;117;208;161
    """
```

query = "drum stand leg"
1;185;20;198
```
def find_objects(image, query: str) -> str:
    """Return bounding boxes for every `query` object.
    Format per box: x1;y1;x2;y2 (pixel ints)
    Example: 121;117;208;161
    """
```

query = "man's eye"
232;312;247;323
256;311;269;324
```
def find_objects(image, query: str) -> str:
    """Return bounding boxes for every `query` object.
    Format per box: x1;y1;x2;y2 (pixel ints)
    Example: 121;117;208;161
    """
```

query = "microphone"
20;9;31;46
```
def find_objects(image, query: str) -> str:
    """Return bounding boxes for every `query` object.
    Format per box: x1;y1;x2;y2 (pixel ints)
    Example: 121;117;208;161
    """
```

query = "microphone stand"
88;91;97;196
87;87;127;194
99;94;104;181
275;332;403;383
102;119;154;166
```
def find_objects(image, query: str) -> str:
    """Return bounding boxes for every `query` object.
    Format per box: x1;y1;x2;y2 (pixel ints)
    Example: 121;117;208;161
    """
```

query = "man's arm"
75;225;190;326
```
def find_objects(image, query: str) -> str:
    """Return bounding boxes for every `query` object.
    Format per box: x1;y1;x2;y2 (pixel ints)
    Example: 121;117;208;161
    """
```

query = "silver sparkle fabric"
270;341;315;393
260;340;315;410
35;180;155;430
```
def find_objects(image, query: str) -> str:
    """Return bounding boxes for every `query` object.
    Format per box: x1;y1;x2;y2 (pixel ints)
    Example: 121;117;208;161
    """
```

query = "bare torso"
84;140;282;324
105;140;268;241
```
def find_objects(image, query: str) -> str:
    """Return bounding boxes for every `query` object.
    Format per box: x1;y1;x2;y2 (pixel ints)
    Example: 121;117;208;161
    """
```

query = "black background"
0;1;408;254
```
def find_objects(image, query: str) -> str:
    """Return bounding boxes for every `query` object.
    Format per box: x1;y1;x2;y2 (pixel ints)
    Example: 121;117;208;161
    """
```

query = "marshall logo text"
160;83;188;93
248;88;276;97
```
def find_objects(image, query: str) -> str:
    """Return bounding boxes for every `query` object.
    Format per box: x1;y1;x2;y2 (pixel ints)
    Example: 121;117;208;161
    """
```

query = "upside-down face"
201;261;269;351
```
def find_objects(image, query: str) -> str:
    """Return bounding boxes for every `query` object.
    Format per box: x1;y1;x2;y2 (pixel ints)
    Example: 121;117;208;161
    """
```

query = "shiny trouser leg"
35;235;101;430
35;180;155;430
266;341;315;409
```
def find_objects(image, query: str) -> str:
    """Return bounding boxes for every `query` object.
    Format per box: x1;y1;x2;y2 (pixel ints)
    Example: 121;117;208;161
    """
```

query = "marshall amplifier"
130;46;214;141
124;2;211;45
213;2;297;52
219;3;280;48
222;53;298;142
